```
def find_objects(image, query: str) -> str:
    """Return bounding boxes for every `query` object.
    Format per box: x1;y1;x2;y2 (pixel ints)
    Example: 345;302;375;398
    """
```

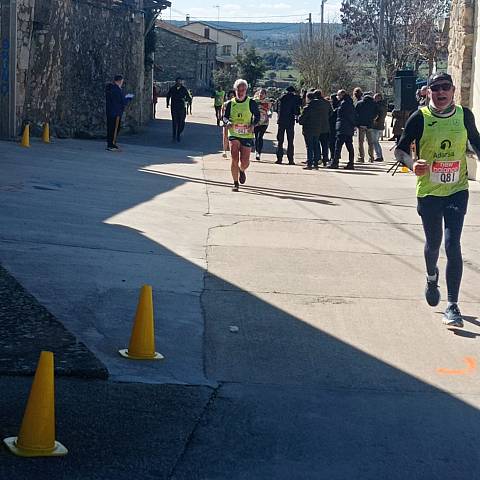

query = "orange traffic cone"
119;285;164;360
42;122;50;143
20;124;30;148
3;351;68;457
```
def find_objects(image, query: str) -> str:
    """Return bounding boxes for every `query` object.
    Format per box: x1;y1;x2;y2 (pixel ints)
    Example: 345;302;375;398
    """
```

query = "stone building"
154;21;217;94
0;0;170;139
448;0;479;179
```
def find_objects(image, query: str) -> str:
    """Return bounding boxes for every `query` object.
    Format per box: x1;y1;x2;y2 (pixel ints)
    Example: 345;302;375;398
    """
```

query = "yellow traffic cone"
42;122;50;143
20;124;30;148
401;166;409;173
119;285;164;360
3;351;68;457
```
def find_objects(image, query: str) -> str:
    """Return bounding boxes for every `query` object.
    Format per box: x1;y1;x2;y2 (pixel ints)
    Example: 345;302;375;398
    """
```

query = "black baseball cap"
427;73;453;87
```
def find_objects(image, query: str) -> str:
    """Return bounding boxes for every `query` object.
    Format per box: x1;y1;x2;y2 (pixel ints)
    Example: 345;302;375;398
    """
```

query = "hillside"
169;20;342;43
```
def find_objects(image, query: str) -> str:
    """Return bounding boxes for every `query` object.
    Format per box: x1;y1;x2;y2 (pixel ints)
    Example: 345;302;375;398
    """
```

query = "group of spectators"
275;86;388;170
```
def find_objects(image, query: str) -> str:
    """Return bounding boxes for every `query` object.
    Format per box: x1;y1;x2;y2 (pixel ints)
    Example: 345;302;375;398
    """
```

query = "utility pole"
375;0;386;92
320;0;327;44
213;5;220;43
308;13;313;42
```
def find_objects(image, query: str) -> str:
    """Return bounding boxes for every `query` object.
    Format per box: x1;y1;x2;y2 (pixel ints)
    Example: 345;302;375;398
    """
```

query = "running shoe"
344;163;355;170
443;304;464;328
239;170;246;184
327;163;339;169
106;147;115;152
425;267;440;307
357;158;365;164
303;165;313;170
288;161;295;165
232;182;239;192
275;159;283;164
256;154;260;161
374;158;384;162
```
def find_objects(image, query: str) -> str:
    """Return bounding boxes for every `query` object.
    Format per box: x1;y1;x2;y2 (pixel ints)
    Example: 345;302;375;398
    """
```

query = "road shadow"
0;127;480;479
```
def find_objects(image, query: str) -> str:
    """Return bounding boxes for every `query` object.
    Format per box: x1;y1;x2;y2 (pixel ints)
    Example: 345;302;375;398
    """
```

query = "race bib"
233;124;249;135
430;161;460;185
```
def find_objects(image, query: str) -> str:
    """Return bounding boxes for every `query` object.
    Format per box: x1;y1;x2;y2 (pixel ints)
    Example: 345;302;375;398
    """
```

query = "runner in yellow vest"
395;73;480;327
214;89;225;126
223;79;261;192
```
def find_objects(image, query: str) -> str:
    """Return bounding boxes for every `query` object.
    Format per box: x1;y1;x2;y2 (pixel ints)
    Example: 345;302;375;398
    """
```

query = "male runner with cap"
223;79;261;192
395;73;480;327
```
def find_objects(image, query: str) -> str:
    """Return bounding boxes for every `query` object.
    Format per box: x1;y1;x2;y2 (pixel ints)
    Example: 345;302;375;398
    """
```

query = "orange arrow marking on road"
437;357;476;375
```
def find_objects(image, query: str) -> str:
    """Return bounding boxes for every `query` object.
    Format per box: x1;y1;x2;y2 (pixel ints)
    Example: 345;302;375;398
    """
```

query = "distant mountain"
169;20;342;42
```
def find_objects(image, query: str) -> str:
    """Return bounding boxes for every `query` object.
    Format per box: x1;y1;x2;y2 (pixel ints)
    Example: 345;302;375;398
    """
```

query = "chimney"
186;14;190;24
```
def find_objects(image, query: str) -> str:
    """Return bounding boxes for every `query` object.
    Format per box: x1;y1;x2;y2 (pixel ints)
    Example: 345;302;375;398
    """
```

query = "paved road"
1;97;480;478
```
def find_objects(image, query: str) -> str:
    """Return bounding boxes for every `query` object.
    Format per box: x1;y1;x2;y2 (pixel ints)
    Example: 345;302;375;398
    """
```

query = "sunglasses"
430;83;453;92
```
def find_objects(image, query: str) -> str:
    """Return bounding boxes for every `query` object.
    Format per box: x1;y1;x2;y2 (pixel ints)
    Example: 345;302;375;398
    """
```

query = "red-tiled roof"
156;21;217;43
182;22;245;40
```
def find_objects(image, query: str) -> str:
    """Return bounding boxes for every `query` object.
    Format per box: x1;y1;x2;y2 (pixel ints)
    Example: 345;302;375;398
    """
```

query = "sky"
163;1;343;24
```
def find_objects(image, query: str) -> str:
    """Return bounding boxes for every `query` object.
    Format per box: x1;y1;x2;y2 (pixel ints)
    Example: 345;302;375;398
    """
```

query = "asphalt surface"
1;97;480;479
0;377;213;480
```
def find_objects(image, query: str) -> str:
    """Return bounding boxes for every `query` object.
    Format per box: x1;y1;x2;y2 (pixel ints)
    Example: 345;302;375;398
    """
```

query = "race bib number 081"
430;161;460;185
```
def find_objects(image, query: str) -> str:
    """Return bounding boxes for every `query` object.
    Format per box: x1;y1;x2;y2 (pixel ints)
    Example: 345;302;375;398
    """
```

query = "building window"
204;28;210;39
222;45;232;56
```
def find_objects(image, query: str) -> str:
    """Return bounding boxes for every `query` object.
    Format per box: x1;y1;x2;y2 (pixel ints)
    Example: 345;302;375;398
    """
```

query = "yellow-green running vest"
417;105;469;198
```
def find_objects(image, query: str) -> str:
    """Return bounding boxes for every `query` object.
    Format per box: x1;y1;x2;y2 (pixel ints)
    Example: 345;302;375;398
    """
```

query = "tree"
340;0;450;81
213;66;239;92
236;47;267;91
263;52;293;70
291;26;354;94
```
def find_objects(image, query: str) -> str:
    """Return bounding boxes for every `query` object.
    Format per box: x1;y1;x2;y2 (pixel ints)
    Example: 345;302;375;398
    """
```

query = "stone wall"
154;27;216;94
448;0;480;181
448;0;475;105
15;0;149;138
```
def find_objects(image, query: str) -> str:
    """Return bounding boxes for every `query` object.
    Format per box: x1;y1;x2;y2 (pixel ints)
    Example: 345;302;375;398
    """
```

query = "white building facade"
181;21;245;67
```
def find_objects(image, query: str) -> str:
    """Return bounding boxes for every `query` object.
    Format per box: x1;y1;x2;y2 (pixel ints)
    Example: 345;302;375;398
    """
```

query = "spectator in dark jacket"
371;93;388;162
355;93;379;163
105;75;132;151
329;94;340;160
353;87;363;106
152;83;159;118
299;92;323;168
275;85;301;165
304;89;333;166
329;90;356;170
167;77;192;142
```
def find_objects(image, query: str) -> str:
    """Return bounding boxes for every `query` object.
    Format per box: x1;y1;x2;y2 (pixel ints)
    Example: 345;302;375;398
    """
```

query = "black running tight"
254;125;268;155
418;190;468;303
